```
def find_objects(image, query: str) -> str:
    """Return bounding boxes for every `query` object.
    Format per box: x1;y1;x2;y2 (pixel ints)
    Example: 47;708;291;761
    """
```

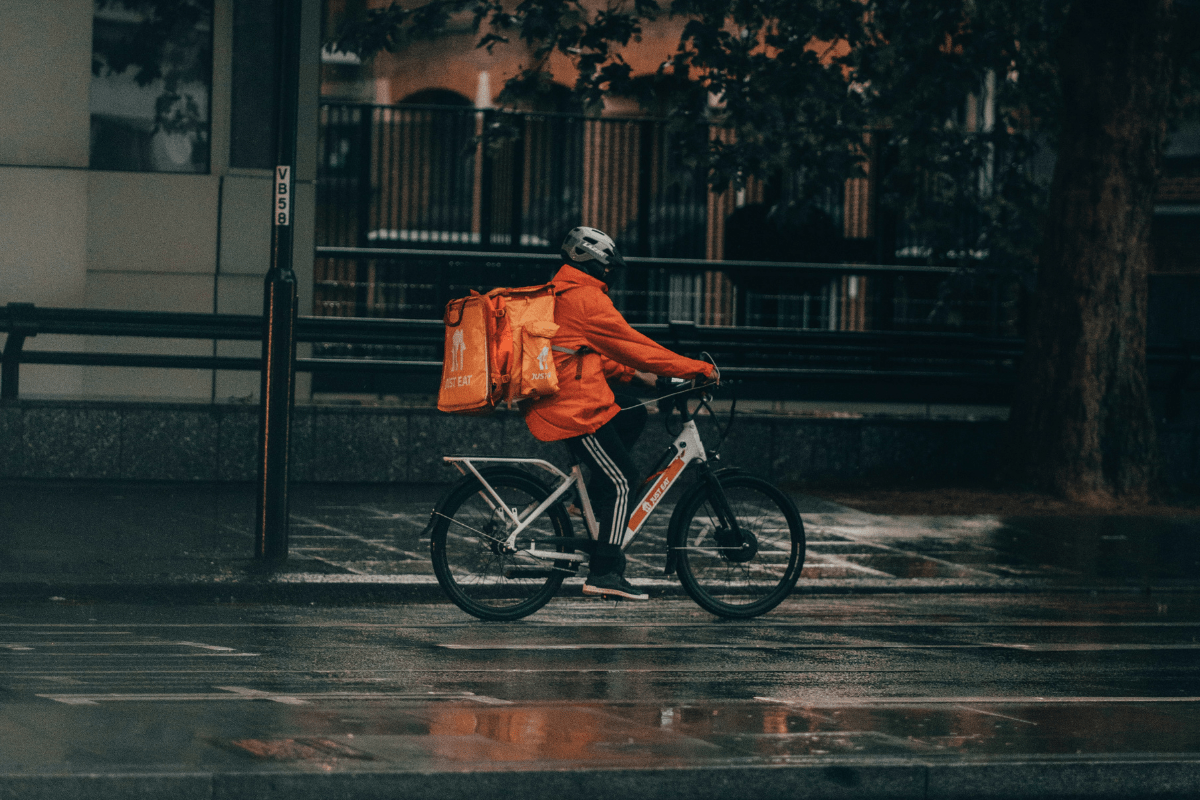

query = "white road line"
174;642;240;651
0;642;241;650
0;633;136;638
290;514;426;560
439;642;1200;651
36;689;511;705
997;643;1200;652
755;696;1200;706
287;551;368;575
3;621;1198;629
8;653;259;658
951;705;1039;725
1;667;928;677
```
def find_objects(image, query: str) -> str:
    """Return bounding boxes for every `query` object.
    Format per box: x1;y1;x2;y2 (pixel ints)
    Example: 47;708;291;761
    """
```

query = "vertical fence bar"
509;113;526;250
637;120;653;258
355;106;372;248
479;110;494;249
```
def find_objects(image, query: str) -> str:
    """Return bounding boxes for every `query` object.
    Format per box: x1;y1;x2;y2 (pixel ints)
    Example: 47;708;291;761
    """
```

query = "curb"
0;758;1198;800
3;576;1197;605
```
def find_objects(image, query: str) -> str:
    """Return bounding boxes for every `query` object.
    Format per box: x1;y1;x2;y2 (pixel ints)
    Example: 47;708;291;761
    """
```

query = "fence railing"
3;301;1196;414
313;247;1024;335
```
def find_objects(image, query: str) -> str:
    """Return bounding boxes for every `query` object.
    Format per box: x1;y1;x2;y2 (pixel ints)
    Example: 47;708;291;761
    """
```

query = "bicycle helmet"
561;226;627;282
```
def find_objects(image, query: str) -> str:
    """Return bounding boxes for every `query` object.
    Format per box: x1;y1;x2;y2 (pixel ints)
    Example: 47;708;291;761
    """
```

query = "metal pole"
255;0;302;562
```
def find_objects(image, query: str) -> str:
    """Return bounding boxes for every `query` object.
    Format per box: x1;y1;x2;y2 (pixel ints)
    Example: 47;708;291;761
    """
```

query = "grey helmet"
561;226;626;281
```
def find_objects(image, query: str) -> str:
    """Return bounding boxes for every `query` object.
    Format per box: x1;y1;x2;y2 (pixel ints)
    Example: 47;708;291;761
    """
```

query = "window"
89;0;213;173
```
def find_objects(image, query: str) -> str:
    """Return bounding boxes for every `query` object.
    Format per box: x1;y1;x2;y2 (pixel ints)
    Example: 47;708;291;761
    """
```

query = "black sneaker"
583;573;649;601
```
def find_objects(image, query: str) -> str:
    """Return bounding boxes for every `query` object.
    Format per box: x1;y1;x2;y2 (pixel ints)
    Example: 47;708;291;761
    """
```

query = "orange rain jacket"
523;265;715;442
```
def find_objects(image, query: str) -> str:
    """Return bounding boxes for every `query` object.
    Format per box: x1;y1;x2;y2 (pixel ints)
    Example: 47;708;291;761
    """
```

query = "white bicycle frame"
443;418;708;561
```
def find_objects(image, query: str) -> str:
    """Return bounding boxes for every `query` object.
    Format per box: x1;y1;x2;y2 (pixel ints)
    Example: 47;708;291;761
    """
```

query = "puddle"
993;517;1200;581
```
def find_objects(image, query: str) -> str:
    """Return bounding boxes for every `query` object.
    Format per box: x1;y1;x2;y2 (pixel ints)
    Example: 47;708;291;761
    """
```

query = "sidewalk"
2;479;1198;602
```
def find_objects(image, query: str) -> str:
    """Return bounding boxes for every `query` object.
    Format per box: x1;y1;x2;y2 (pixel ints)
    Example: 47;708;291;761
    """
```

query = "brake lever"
655;376;694;415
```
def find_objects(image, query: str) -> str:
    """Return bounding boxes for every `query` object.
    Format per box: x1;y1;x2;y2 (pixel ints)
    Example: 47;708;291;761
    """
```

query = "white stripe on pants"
581;434;630;546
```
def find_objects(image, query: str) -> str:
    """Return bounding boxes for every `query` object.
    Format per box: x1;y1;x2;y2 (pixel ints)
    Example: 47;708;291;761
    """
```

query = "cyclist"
523;227;716;601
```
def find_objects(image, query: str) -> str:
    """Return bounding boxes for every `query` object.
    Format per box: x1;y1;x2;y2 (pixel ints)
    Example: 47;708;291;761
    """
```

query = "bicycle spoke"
430;470;574;621
435;511;505;544
673;475;805;618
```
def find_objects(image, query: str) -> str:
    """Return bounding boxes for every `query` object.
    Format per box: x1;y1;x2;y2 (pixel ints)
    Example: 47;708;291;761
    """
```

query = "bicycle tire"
429;467;575;621
671;473;805;618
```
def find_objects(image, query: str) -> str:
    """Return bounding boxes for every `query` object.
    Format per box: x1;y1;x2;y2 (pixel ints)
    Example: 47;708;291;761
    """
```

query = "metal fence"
317;103;708;259
313;247;1023;335
314;102;1028;341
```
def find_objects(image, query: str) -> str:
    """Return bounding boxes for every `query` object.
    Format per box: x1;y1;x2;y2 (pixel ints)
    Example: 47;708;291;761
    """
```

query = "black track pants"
564;409;643;576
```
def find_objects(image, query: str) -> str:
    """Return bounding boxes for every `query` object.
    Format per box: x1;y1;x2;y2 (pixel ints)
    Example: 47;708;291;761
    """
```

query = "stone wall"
1;400;1196;488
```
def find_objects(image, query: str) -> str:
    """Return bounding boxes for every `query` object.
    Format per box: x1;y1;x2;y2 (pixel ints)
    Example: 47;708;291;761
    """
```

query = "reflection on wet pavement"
185;697;1200;771
993;517;1200;582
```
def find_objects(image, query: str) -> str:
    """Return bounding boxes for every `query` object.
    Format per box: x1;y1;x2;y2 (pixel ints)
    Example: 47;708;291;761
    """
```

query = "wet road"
3;594;1199;704
2;594;1199;798
3;487;1198;795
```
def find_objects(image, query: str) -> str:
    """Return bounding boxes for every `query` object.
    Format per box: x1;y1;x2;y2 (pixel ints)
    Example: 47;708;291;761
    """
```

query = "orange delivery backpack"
436;283;560;415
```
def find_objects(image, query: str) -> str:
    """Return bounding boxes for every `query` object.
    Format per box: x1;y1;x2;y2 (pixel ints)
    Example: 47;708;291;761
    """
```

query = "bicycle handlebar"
651;354;734;450
654;370;719;418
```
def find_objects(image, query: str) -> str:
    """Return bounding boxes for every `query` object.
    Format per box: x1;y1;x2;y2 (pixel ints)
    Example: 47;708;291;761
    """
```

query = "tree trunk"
1003;0;1178;502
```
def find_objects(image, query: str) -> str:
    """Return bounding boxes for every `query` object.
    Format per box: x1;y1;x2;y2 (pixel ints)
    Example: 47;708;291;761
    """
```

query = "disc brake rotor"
714;525;758;563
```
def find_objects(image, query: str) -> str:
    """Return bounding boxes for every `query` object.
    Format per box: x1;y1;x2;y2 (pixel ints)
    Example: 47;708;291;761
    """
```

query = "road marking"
0;633;136;638
996;643;1200;651
952;705;1038;725
36;688;510;706
5;621;1197;629
290;514;427;560
8;653;259;658
2;668;927;679
1;641;244;650
755;696;1200;706
175;642;239;651
439;642;1200;651
288;552;368;575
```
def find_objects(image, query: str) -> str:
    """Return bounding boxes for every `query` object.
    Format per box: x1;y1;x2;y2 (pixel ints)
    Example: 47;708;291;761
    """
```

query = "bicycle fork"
662;464;744;577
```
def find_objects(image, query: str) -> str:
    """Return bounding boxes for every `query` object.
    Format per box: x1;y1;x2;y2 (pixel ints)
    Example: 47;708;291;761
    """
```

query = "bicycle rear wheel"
672;473;805;618
429;468;575;621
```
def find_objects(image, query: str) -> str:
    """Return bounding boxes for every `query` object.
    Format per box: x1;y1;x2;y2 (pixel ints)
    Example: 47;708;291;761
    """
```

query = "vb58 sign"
274;165;291;226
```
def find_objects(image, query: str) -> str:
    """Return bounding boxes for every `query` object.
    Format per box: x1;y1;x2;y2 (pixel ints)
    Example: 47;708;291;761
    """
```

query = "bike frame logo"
626;456;689;537
641;474;672;514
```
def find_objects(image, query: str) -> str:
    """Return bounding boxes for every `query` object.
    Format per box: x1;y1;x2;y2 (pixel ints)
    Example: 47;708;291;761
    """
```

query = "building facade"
0;0;322;401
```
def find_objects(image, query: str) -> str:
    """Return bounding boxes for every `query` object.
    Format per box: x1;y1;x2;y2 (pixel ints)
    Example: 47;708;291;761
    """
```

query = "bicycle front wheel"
672;474;805;618
429;468;575;621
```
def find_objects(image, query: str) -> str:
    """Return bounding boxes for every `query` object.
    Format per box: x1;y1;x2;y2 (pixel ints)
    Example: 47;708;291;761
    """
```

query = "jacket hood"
552;264;609;293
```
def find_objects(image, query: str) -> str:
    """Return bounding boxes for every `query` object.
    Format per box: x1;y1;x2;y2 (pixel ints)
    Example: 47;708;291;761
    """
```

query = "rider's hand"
633;370;657;387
